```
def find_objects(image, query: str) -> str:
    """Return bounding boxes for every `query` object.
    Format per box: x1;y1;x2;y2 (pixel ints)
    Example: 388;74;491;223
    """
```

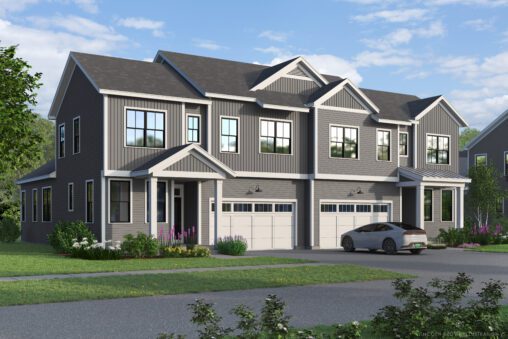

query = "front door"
174;185;184;236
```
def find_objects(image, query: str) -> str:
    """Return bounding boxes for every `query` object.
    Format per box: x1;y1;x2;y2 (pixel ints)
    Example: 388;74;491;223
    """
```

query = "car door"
353;223;377;248
369;223;393;249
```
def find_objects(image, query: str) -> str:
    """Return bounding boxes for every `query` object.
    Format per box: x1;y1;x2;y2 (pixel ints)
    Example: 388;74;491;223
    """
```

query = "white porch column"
149;176;158;237
457;186;464;229
197;181;202;245
415;184;425;229
213;179;223;245
170;179;175;228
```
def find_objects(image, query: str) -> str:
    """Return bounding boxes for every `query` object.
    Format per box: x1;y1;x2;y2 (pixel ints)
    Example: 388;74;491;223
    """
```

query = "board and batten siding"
265;77;318;96
323;89;365;110
200;178;307;248
165;155;214;172
108;96;196;170
185;104;208;149
313;180;401;247
211;99;309;174
417;104;459;172
317;108;398;177
399;125;413;168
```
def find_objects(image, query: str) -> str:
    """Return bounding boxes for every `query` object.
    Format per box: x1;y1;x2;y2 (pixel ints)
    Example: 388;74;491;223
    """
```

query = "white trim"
67;182;74;212
170;180;175;229
376;128;392;162
317;105;369;114
425;133;452;166
58;123;65;159
207;103;212;150
20;190;26;222
256;100;309;113
371;115;412;126
328;124;360;160
399;187;402;221
104;170;132;177
108;178;133;224
186;113;202;144
85;179;94;224
315;173;399;182
314;107;318;174
181;103;186;145
154;171;225;180
16;172;56;185
474;153;488;166
236;171;310;179
124;106;168;149
72;116;81;155
219;115;240;154
397;181;466;188
197;181;202;245
103;95;108;171
397;126;400;167
414;96;468;127
504;151;508;176
41;186;52;223
440;188;454;222
99;89;211;105
458;186;464;228
101;174;106;242
466;108;508;150
399;131;409;158
206;92;256;103
282;74;314;81
32;188;38;222
310;179;315;247
258;117;294;156
413;123;418;168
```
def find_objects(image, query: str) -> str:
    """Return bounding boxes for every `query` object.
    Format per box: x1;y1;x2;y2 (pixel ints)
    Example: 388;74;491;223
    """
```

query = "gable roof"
410;96;468;127
16;161;56;184
465;108;508;150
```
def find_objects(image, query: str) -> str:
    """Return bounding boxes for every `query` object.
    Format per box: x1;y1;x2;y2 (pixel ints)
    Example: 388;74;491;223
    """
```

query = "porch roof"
398;166;471;185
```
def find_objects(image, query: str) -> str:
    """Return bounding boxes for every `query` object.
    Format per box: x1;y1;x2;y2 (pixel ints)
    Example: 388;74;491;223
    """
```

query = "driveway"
0;249;506;339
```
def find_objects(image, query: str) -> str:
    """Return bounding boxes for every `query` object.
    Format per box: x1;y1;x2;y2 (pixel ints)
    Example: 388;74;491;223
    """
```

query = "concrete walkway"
0;262;326;282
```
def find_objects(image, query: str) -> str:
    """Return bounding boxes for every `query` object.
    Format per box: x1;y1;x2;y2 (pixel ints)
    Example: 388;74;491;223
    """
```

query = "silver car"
340;222;427;254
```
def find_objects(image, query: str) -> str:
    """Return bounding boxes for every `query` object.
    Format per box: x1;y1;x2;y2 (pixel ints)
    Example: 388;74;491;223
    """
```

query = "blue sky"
1;0;508;129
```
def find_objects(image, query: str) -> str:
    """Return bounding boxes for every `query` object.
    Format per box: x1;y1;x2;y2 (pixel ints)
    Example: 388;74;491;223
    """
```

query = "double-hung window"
260;119;291;154
330;126;358;159
73;117;80;154
58;124;65;158
110;181;130;223
475;154;487;166
32;189;38;222
220;117;238;153
68;183;74;212
42;187;52;222
427;135;449;164
187;115;200;143
126;109;165;148
85;180;94;223
399;132;408;156
146;181;167;223
20;191;26;222
424;189;433;221
377;130;391;161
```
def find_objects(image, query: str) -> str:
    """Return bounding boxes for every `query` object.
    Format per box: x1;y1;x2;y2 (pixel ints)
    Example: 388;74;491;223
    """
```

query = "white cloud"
354;49;417;67
464;18;494;31
353;8;428;23
0;17;127;115
72;0;98;14
258;30;289;42
414;21;445;37
0;0;38;17
425;0;508;6
193;39;227;51
116;17;165;37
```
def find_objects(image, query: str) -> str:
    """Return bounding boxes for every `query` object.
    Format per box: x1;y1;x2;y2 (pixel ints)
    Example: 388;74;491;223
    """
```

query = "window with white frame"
254;204;272;212
475;154;487;166
146;181;167;223
42;187;52;222
73;117;80;154
187;115;200;143
110;181;130;223
126;109;165;148
68;183;74;212
377;130;391;161
399;132;408;156
85;180;94;223
58;124;65;158
441;190;453;222
32;189;37;222
330;126;358;159
505;152;508;176
321;204;337;212
220;117;238;153
20;191;26;222
260;119;291;154
275;204;292;212
233;203;252;212
427;135;449;164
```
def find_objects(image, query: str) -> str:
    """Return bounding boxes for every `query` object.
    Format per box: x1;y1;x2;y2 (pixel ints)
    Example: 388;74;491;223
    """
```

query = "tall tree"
0;44;44;218
459;128;480;150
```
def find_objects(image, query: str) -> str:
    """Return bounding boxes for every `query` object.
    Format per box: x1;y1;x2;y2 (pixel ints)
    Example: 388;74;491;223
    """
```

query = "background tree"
466;163;507;226
0;44;52;219
459;127;480;150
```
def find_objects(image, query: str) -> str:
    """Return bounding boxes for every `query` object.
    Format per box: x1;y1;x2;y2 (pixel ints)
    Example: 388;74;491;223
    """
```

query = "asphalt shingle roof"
400;166;469;180
17;161;55;182
133;144;193;171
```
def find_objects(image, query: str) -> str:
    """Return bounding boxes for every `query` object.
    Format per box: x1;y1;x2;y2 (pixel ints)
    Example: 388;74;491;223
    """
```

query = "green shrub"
121;232;159;258
70;239;122;260
0;216;21;242
427;243;447;250
47;220;95;253
334;321;364;338
216;236;247;256
161;245;210;258
437;227;467;247
372;273;506;338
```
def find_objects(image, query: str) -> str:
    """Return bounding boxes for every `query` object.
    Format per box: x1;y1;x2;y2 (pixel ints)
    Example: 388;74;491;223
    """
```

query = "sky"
1;0;508;129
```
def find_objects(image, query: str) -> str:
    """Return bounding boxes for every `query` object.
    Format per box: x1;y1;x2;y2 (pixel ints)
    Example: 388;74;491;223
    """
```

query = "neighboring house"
17;51;471;248
463;109;508;217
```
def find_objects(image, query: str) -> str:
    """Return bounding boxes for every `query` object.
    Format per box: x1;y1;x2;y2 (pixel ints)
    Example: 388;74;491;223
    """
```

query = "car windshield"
391;222;421;230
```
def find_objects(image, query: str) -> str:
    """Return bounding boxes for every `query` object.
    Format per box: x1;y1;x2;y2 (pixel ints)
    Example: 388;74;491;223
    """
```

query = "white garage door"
210;201;295;250
319;202;391;249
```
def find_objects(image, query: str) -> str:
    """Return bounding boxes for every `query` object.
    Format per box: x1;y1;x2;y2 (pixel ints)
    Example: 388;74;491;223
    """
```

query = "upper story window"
399;132;408;156
475;154;487;166
220;117;238;153
73;117;80;154
186;115;200;143
126;109;165;148
427;135;449;164
505;152;508;176
377;130;391;161
330;125;358;159
260;119;291;154
58;124;65;158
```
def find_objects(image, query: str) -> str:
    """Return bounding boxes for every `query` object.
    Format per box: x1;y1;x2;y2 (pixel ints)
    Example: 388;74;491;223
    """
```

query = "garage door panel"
273;225;292;237
273;216;293;227
337;216;354;227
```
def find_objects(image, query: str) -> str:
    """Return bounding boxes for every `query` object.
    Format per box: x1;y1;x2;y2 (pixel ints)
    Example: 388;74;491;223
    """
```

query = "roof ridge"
158;50;269;69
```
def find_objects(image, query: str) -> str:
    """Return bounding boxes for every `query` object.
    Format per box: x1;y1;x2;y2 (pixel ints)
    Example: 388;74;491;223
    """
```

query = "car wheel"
342;236;355;252
382;238;397;255
410;249;423;255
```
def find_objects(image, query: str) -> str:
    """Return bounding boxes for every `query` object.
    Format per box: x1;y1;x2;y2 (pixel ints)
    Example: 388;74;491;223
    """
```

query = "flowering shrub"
438;223;508;247
161;245;210;258
334;321;364;338
70;238;122;260
158;225;197;248
48;220;95;253
457;242;481;248
121;233;159;258
216;235;248;256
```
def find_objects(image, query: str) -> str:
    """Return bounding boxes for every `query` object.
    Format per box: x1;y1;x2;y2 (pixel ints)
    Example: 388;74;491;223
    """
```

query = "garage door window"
356;204;372;212
211;203;232;212
321;204;337;212
373;204;388;213
275;204;293;212
255;204;272;212
338;204;354;212
234;203;252;212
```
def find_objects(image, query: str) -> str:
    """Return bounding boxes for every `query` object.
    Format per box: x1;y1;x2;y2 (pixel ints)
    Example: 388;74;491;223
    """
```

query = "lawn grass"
468;244;508;253
0;242;309;277
0;264;411;306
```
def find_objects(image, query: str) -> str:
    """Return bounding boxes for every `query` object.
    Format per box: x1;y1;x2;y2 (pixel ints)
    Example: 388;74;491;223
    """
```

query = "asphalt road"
0;248;507;339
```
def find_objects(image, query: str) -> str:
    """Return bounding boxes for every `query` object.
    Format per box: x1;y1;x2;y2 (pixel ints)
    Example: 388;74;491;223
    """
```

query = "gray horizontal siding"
165;155;214;172
318;108;398;177
265;77;318;96
211;99;309;174
323;89;364;110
